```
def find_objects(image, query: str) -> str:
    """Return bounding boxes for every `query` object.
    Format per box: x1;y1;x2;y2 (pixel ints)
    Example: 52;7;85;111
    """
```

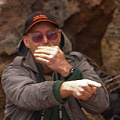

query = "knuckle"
81;96;88;100
49;55;54;59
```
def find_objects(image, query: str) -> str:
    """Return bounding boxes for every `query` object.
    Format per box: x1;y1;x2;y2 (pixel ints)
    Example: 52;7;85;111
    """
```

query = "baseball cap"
23;11;59;35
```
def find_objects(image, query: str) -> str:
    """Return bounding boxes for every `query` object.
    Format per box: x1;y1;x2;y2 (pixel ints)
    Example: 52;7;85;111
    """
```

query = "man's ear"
22;36;30;48
58;30;61;42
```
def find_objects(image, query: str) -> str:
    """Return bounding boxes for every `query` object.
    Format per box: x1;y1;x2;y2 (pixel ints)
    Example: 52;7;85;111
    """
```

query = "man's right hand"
60;79;102;100
34;46;72;76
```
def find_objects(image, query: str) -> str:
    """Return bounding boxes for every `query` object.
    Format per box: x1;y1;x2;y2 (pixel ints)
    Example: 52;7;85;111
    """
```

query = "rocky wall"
0;0;118;119
101;0;120;76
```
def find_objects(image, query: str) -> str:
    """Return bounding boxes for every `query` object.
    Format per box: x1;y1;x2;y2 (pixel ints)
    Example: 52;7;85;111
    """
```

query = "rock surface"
101;0;120;76
0;0;118;119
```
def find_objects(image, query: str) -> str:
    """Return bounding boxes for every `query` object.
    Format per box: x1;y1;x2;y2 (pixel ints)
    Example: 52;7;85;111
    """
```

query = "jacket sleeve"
71;55;109;114
1;62;62;111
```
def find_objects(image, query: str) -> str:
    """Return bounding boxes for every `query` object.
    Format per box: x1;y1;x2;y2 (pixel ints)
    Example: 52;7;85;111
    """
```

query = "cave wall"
101;0;120;76
0;0;118;119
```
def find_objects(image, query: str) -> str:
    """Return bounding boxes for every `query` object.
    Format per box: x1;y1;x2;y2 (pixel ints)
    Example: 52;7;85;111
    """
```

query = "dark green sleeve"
53;81;67;104
67;67;83;80
53;68;83;103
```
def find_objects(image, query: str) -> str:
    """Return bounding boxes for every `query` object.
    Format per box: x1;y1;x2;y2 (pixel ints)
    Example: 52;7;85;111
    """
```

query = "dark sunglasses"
31;31;59;43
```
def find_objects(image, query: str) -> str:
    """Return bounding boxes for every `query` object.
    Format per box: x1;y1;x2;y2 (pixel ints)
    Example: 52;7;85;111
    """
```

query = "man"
1;11;109;120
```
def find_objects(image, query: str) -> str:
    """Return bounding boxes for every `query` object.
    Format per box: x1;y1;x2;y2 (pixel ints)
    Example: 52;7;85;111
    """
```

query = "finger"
34;53;50;58
77;90;92;100
38;46;59;51
80;95;88;101
34;54;55;63
35;49;51;55
82;85;95;95
38;44;54;49
73;90;90;100
83;91;92;98
35;48;57;56
35;57;49;63
91;87;97;95
38;45;57;49
87;80;102;88
37;46;57;52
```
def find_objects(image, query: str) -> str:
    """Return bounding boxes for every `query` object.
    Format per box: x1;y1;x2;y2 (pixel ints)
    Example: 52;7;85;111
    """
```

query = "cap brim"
24;20;59;35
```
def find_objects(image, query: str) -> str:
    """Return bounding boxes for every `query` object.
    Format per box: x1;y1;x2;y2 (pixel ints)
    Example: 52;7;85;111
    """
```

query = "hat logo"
33;15;48;21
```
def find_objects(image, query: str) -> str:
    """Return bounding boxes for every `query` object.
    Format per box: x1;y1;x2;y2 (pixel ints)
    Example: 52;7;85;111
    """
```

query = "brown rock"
101;1;120;76
0;0;118;119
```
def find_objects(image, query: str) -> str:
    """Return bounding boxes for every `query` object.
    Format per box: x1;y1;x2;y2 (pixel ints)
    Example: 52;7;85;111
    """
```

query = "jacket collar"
23;50;39;73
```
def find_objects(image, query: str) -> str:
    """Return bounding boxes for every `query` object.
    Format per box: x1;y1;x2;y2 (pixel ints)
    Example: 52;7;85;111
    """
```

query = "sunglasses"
30;31;59;43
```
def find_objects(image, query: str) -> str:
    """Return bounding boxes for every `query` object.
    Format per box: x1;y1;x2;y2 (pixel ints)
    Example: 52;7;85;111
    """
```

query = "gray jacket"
1;30;109;120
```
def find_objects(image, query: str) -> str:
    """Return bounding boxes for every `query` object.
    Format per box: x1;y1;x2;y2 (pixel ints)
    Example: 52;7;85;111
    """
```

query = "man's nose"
42;35;48;43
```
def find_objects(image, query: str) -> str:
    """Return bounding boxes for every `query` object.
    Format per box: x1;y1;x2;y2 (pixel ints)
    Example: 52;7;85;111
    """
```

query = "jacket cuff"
67;67;83;80
53;81;67;104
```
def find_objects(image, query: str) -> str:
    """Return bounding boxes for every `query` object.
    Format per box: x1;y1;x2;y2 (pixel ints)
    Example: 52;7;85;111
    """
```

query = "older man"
1;11;109;120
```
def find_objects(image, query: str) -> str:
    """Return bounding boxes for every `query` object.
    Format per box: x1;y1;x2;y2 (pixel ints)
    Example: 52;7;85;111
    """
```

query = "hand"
34;46;72;76
60;79;102;100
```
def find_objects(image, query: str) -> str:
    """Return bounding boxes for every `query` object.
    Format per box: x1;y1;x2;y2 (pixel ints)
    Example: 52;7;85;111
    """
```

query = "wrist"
64;67;76;80
60;81;73;98
59;65;72;77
